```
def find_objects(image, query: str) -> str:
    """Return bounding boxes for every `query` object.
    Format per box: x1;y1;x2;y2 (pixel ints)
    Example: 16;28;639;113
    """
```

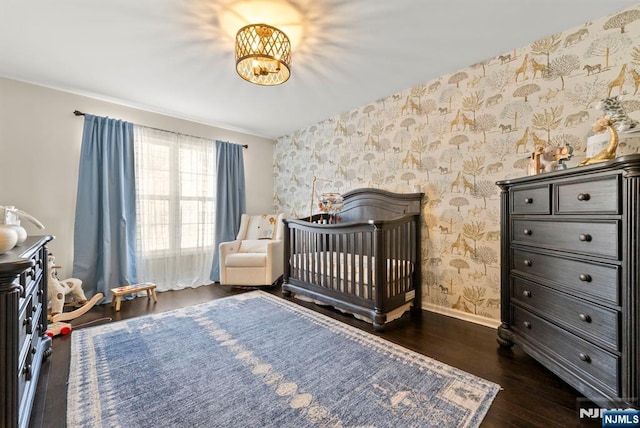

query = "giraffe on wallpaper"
607;64;627;97
402;151;420;169
461;112;474;131
462;239;475;257
531;131;547;147
462;175;474;194
401;97;412;115
514;127;530;153
401;96;421;115
515;54;529;82
450;110;461;132
450;172;463;192
530;58;546;79
451;233;464;254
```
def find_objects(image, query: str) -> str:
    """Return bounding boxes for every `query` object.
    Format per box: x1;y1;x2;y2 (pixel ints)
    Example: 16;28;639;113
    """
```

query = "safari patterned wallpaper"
273;4;640;325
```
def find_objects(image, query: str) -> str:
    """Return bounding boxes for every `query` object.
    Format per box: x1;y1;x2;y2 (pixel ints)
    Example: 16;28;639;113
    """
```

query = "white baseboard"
422;303;500;329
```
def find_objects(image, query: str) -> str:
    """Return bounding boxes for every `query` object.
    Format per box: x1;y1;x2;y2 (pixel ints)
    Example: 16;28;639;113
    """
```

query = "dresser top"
0;235;53;279
497;153;640;188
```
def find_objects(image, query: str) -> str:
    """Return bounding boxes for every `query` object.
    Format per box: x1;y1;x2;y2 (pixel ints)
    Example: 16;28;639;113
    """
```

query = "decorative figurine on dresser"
0;235;54;428
496;155;640;409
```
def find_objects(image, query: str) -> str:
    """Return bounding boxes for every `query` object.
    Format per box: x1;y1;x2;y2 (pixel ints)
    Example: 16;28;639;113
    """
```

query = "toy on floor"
46;321;72;337
46;317;113;337
47;252;103;323
51;293;103;322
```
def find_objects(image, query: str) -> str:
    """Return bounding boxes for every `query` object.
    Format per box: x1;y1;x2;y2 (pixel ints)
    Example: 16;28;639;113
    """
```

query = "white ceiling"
1;0;638;139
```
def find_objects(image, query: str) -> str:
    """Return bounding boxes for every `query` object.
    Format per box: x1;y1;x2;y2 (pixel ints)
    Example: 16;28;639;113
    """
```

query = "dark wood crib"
282;188;423;330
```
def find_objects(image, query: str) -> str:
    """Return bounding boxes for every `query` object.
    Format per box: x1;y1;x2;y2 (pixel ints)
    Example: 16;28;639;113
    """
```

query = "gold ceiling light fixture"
235;23;291;86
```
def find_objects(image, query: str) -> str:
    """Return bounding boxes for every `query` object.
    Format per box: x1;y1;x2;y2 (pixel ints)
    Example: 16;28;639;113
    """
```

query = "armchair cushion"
238;240;271;253
225;253;267;267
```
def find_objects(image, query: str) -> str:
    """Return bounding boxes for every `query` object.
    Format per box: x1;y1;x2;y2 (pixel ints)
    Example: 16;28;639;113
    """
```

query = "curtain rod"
73;110;248;148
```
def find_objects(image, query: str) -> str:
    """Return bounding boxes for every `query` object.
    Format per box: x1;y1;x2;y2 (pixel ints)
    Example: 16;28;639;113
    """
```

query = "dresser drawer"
23;276;38;307
512;278;619;351
512;306;619;397
17;340;35;418
27;272;45;309
556;176;619;214
512;219;619;259
511;185;550;214
18;295;34;364
19;264;38;297
34;245;45;279
511;249;620;305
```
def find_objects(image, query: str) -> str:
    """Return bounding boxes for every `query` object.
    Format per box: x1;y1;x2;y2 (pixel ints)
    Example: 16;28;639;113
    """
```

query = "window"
133;126;216;290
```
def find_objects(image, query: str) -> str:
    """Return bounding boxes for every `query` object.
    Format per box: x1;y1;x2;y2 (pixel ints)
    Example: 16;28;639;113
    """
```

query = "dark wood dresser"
0;235;53;428
496;155;639;408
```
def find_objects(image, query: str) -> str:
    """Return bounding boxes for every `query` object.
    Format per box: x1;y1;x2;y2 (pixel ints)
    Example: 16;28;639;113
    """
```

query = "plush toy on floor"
47;252;103;323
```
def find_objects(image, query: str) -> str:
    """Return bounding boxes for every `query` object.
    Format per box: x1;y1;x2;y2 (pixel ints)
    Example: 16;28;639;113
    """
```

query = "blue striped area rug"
67;291;500;427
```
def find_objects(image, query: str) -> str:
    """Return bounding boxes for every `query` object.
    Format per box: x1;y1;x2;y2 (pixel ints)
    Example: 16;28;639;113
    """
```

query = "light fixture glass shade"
235;23;291;86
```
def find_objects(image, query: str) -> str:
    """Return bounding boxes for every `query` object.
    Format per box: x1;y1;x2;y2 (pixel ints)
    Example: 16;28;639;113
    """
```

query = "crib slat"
308;229;312;283
356;232;363;299
301;229;305;283
365;232;372;300
340;233;347;294
398;222;404;295
393;225;398;296
402;221;409;293
318;231;325;288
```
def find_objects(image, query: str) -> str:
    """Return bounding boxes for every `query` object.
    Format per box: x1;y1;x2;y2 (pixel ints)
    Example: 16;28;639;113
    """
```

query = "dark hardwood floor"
30;285;601;428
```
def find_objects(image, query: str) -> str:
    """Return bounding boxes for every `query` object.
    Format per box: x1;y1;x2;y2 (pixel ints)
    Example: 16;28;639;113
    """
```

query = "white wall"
0;77;275;278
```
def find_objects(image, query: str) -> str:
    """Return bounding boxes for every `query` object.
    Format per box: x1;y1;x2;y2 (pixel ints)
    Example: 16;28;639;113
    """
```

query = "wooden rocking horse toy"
47;252;103;323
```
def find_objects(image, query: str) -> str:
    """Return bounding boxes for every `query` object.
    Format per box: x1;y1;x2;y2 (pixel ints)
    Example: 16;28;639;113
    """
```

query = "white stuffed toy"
47;252;88;317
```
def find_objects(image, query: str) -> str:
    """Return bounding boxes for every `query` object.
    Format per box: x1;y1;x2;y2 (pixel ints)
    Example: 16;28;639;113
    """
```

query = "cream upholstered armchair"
219;213;285;287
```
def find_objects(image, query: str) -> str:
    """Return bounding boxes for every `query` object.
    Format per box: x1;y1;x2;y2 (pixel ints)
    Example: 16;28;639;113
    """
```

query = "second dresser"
496;154;640;409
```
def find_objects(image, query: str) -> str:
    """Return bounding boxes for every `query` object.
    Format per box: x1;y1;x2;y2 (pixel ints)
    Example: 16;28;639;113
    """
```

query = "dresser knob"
578;352;591;363
523;229;532;236
579;313;592;323
23;364;32;380
524;198;533;204
523;259;532;267
577;193;591;201
579;234;592;242
523;290;532;298
523;321;532;329
579;274;592;282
